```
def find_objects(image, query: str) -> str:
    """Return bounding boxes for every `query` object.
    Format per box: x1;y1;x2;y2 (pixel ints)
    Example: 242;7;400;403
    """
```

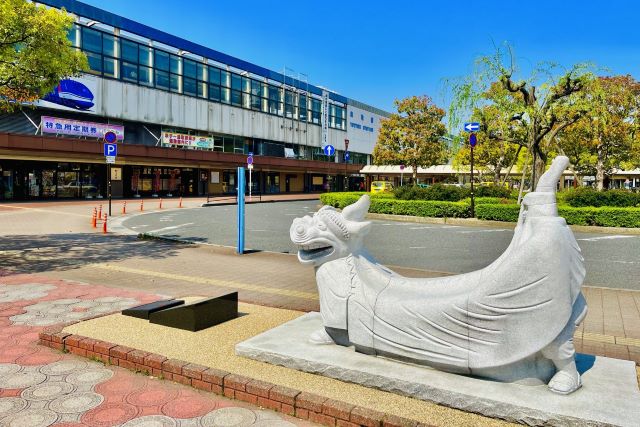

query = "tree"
373;95;448;184
453;88;526;184
0;0;87;112
561;76;640;190
447;43;593;189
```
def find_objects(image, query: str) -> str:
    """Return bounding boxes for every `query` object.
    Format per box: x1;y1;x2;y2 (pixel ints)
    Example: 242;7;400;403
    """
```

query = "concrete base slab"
236;312;640;427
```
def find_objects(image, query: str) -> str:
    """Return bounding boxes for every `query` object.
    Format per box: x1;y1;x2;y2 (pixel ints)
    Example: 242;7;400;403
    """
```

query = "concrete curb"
201;197;321;207
38;328;422;427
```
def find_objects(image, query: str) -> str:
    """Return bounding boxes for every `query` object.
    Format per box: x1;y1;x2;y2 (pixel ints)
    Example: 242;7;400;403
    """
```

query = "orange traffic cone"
122;201;127;215
98;204;102;219
159;198;163;209
91;208;97;228
179;197;183;208
102;213;107;234
140;200;144;212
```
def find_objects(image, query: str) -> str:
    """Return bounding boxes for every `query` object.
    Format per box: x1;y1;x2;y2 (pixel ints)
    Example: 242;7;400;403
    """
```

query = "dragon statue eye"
316;222;327;231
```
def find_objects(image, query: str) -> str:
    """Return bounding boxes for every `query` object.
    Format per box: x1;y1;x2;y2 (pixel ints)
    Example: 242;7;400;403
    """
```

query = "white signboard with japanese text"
162;132;214;150
321;90;329;148
41;116;124;141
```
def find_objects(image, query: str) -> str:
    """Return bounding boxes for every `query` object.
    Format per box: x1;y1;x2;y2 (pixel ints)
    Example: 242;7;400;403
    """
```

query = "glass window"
197;81;206;97
209;84;221;101
183;78;196;96
231;90;242;106
170;55;180;74
155;50;169;71
234;138;245;153
221;87;230;103
251;95;261;110
183;59;196;78
81;27;101;53
223;137;234;152
121;39;138;63
299;95;307;121
103;57;115;77
220;71;230;87
170;74;179;92
196;63;206;81
121;61;137;82
242;77;250;93
231;74;242;91
155;70;169;89
350;111;353;118
371;117;374;123
213;136;223;151
102;34;115;57
208;67;220;85
251;80;261;96
67;25;77;46
85;51;102;73
139;67;152;86
139;45;152;66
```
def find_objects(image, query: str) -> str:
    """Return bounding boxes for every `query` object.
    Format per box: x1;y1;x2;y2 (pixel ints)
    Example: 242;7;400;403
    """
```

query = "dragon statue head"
290;195;372;266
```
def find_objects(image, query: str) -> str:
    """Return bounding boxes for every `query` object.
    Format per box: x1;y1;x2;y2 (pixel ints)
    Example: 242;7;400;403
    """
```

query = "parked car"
370;181;394;193
416;183;430;188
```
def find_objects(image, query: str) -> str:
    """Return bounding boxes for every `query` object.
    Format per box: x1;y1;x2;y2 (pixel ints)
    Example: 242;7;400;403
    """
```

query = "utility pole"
469;133;477;218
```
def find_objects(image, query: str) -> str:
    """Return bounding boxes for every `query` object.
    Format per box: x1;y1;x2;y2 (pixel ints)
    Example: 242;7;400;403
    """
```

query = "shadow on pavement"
0;233;189;274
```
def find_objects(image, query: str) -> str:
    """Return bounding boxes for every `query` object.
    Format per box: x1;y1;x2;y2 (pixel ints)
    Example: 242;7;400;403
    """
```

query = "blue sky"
82;0;640;113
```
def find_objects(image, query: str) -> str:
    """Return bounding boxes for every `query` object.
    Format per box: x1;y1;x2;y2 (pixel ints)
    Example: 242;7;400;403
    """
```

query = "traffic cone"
159;198;163;209
122;201;127;215
98;204;102;219
140;200;144;212
102;213;107;234
91;208;97;228
179;197;183;208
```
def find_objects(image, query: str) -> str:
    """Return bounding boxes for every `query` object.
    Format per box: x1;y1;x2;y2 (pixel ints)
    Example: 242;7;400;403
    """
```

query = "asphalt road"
122;201;640;291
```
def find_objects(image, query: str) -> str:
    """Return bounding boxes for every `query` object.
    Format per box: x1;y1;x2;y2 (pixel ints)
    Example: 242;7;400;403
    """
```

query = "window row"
74;25;346;129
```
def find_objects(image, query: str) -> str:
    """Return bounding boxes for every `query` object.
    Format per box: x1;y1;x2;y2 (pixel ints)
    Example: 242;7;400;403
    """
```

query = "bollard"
159;198;163;209
91;208;97;228
122;201;127;215
140;200;144;212
102;213;107;234
179;197;183;208
98;204;102;219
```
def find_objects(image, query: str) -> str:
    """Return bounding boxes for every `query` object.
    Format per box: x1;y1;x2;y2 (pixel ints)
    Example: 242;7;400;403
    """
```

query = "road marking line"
458;229;509;234
409;226;433;230
146;223;194;234
409;246;426;249
89;263;319;300
577;235;636;242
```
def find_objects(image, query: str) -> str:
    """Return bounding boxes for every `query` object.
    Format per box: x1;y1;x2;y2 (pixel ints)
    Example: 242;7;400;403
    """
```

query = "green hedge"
320;192;640;227
320;193;471;218
475;204;640;227
562;188;640;207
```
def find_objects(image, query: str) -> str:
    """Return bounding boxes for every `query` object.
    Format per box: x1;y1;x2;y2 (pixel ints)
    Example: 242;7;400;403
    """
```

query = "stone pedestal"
236;312;640;427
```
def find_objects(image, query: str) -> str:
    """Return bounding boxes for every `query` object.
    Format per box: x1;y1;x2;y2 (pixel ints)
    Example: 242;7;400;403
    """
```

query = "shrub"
562;188;640;207
474;185;513;198
320;193;471;218
472;197;516;205
394;183;469;201
475;204;521;222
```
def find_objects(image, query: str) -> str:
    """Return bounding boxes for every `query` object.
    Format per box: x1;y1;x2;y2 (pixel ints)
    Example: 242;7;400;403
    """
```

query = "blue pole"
237;167;245;254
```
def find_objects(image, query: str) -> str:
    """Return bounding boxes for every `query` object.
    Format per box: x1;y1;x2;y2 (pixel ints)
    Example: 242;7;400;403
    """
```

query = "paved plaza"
0;273;310;426
0;197;639;426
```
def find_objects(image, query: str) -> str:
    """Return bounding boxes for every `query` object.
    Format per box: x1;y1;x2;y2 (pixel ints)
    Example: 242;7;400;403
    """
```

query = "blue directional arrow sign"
464;122;480;132
344;151;350;162
323;145;335;156
104;143;117;157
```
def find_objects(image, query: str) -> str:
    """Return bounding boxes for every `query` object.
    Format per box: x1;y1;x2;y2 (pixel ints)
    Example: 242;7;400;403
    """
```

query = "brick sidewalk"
0;273;313;426
1;197;639;365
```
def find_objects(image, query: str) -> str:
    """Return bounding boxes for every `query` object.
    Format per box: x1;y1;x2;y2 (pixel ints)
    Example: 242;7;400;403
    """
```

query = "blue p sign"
104;143;117;157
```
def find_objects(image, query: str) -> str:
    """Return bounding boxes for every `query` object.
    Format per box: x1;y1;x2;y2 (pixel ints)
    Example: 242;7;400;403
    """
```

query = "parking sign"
104;143;117;157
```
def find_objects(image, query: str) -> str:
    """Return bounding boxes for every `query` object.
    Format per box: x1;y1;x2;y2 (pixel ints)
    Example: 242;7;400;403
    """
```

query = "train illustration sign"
37;75;98;114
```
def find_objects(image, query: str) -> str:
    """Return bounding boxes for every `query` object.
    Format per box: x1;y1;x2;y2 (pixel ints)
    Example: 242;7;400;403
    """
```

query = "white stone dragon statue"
290;156;587;394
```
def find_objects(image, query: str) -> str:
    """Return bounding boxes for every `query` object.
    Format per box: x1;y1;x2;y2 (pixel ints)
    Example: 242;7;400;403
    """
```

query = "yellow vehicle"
370;181;394;193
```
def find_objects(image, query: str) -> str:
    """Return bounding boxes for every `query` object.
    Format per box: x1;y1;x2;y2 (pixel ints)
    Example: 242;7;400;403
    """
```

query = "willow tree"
447;44;593;189
0;0;87;112
373;95;448;184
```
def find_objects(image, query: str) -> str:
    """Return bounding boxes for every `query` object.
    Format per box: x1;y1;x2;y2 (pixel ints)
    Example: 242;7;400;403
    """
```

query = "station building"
0;0;389;200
